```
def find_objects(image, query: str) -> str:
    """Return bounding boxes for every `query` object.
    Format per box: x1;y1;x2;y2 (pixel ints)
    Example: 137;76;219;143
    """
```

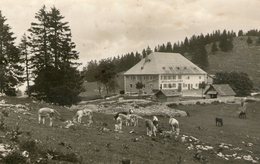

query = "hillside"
207;36;260;90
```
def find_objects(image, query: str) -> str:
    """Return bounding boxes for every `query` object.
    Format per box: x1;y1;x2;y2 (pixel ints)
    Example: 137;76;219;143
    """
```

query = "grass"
207;36;260;90
0;96;260;163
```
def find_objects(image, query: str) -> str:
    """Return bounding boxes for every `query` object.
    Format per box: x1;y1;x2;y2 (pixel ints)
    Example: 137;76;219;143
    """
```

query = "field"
0;97;259;164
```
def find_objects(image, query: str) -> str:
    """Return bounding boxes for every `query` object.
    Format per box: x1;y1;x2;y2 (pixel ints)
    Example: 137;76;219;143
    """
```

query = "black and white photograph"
0;0;260;163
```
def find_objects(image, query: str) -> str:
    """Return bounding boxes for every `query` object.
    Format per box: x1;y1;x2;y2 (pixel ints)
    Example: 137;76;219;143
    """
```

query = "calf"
145;119;157;137
38;107;60;127
215;117;223;127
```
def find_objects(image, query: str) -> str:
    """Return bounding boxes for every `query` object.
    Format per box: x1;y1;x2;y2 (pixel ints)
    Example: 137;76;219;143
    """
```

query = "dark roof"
155;90;181;97
204;84;236;96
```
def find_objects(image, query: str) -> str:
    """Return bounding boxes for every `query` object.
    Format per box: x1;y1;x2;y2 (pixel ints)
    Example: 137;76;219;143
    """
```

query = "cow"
145;119;157;137
215;117;223;127
239;111;246;119
169;117;180;135
38;107;60;127
73;109;93;125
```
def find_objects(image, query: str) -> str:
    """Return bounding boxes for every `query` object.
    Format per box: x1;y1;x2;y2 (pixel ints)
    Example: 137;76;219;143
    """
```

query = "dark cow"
215;117;223;127
239;111;246;119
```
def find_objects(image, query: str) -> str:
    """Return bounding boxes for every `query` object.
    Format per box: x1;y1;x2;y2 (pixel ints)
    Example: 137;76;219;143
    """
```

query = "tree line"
0;6;83;105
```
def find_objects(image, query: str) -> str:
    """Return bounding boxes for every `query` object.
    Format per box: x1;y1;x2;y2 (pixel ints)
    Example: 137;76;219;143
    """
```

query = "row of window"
160;75;202;80
127;76;156;80
129;83;154;88
162;83;200;89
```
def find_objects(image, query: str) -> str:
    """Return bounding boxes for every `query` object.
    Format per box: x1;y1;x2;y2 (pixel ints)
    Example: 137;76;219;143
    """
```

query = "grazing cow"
114;116;123;132
145;119;157;137
114;109;133;120
38;108;60;127
169;117;180;135
239;111;246;119
152;116;159;128
215;117;223;127
129;114;143;126
73;109;93;125
114;111;128;120
117;113;131;126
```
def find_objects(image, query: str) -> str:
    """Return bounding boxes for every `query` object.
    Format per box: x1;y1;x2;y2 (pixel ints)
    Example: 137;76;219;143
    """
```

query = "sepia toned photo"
0;0;259;163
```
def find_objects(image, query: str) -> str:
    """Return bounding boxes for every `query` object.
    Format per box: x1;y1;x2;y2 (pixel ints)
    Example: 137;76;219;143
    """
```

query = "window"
199;76;201;79
130;84;133;88
164;76;167;80
172;83;176;88
178;75;182;79
150;76;153;80
168;84;172;88
168;76;171;80
195;84;198;87
163;84;167;88
173;75;176;79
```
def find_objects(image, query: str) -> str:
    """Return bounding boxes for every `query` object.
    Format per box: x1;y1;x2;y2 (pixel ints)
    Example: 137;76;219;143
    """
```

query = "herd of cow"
38;99;248;137
38;107;180;137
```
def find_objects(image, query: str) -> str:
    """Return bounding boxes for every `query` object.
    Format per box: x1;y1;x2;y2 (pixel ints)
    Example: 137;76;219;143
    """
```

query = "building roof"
204;84;236;96
155;90;181;97
124;52;207;75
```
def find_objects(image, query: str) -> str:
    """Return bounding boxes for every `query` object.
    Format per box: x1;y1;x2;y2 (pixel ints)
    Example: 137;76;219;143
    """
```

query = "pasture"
0;97;259;163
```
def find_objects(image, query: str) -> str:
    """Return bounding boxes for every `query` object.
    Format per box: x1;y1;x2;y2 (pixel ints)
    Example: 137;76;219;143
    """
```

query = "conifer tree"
28;6;82;105
0;11;24;95
211;42;218;54
247;37;253;44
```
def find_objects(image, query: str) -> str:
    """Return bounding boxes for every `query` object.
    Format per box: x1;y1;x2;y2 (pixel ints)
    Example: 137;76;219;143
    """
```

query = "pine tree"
166;42;172;52
247;37;253;44
28;5;51;73
211;42;218;53
238;30;243;36
48;7;79;68
19;34;31;96
0;11;24;95
28;6;83;105
146;46;152;55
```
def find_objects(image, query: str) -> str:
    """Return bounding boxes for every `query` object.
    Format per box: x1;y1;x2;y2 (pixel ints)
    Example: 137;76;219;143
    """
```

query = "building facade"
124;52;208;94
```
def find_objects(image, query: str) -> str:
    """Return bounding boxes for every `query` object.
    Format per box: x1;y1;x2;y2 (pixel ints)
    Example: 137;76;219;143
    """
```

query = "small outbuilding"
204;84;236;99
154;90;181;102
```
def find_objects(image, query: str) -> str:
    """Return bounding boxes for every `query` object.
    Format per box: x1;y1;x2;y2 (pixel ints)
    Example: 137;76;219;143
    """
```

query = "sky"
1;0;260;69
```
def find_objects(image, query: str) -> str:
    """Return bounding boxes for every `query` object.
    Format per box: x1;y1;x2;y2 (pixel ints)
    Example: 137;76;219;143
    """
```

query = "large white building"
124;52;209;94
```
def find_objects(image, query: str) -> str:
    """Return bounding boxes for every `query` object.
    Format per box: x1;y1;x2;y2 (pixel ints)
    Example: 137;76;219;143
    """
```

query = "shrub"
3;151;27;164
119;90;125;94
196;101;201;105
20;139;38;153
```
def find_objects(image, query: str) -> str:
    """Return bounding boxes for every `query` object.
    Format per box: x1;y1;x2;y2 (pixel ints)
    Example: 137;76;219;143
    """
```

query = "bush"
4;88;16;96
214;72;253;96
3;151;27;164
20;139;38;153
119;90;125;94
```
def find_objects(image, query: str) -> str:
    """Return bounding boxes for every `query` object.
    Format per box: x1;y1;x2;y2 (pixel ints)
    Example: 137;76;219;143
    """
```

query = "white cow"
38;107;60;127
145;119;157;137
169;117;180;135
73;109;93;125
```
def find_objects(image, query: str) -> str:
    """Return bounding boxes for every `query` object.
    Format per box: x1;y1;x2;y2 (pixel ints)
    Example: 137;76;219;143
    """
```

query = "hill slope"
207;36;260;89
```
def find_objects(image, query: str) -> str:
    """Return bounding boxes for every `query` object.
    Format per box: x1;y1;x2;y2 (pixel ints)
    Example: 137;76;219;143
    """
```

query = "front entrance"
178;83;182;92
